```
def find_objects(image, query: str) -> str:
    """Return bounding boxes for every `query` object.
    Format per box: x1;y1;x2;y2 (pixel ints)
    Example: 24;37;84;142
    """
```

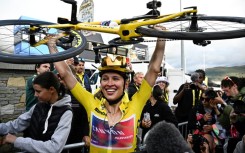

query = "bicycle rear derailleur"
193;40;211;47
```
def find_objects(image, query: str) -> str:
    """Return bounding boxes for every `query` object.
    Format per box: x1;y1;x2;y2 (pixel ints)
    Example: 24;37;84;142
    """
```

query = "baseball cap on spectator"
79;57;85;63
155;76;169;86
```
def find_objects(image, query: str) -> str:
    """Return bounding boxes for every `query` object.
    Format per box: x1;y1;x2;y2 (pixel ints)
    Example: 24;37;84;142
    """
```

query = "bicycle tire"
137;16;245;40
0;20;87;64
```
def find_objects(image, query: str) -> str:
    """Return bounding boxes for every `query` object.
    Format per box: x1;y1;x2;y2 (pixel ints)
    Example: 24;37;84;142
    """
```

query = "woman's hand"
45;33;68;52
141;119;152;128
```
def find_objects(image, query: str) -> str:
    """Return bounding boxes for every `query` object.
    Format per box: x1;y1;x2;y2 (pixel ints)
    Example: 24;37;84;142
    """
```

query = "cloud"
164;38;245;72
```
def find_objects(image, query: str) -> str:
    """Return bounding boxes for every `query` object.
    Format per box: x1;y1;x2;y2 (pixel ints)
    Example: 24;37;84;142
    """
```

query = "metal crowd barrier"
63;142;85;153
177;121;189;139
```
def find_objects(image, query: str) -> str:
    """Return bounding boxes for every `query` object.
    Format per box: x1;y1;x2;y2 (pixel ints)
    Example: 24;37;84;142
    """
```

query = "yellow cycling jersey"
71;79;151;153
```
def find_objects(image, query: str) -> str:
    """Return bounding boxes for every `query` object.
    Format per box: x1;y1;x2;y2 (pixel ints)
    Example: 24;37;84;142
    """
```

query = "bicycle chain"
143;39;178;42
143;29;187;42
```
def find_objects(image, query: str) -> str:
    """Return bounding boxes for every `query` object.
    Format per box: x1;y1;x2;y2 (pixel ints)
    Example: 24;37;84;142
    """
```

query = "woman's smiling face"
100;72;125;102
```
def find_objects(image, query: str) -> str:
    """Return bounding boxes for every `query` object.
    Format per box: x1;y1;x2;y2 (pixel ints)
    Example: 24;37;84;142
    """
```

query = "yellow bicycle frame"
32;8;197;46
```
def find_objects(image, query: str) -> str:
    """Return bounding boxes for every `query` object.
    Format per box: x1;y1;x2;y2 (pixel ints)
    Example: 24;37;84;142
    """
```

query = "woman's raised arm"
47;34;77;90
145;25;166;87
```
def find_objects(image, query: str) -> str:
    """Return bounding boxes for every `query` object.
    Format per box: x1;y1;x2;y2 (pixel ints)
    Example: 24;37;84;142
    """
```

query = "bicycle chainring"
108;37;144;46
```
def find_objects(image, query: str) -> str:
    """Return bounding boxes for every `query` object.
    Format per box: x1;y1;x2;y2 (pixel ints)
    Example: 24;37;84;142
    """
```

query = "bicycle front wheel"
137;16;245;40
0;20;86;64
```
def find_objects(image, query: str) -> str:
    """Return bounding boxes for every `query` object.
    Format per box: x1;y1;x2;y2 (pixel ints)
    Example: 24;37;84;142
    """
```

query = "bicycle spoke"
161;18;245;33
138;15;245;40
0;20;86;64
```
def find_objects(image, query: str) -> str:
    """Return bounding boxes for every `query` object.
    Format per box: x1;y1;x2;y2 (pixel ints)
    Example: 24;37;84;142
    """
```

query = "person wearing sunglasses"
221;76;245;153
46;25;166;153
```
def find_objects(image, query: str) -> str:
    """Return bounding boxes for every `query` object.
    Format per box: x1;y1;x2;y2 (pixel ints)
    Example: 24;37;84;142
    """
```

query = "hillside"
205;65;245;85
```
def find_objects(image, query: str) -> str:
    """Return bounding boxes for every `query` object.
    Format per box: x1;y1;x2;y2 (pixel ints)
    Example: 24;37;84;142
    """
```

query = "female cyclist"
47;25;166;153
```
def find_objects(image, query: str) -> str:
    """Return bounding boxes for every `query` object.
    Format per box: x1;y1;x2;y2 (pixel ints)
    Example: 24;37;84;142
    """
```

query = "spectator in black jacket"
140;85;178;142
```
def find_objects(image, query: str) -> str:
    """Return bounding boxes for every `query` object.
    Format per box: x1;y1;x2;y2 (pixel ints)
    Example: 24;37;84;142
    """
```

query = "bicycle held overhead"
1;0;245;64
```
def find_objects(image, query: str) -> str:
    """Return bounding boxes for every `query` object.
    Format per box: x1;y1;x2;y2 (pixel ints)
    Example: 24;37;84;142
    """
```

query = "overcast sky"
1;0;245;72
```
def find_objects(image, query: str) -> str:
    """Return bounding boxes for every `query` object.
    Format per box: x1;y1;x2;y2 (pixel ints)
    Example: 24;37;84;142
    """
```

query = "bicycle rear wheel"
0;20;86;64
137;16;245;40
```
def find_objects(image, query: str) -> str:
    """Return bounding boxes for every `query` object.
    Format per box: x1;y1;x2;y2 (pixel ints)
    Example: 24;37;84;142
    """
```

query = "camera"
146;1;161;9
190;83;197;89
189;72;200;89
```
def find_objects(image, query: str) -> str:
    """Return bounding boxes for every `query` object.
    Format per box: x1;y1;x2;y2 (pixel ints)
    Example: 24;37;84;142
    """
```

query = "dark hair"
152;85;163;101
73;56;79;65
35;64;41;69
195;69;206;78
33;72;66;98
204;88;217;99
192;134;209;153
34;63;52;72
